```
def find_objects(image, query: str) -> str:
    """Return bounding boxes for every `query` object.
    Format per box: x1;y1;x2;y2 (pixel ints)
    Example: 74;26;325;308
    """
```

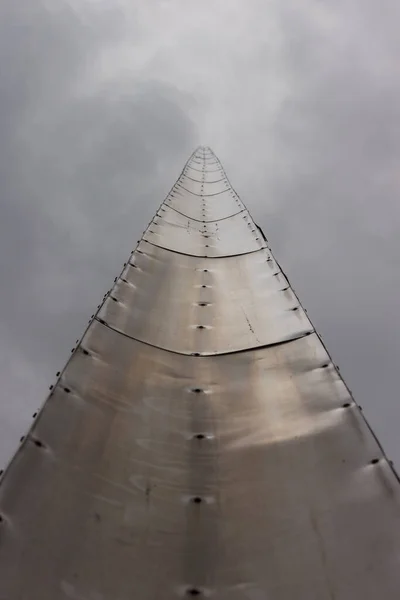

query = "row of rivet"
0;240;147;474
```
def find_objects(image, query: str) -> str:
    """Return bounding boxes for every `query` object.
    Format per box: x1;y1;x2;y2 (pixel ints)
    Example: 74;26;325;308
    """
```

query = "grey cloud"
1;0;400;472
0;1;196;462
245;1;400;463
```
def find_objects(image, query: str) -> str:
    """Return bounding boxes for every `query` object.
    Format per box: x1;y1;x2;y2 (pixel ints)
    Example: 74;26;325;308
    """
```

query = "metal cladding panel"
163;192;245;222
1;146;400;599
1;325;400;599
177;176;230;196
143;209;266;257
190;158;219;167
158;204;246;232
183;167;226;184
172;184;232;199
186;164;222;173
97;242;313;354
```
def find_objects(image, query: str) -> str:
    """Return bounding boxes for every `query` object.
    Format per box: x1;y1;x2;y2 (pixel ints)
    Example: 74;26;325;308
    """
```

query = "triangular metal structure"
1;147;400;598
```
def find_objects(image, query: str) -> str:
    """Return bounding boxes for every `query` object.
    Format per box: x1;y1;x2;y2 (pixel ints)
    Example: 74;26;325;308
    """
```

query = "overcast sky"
1;0;400;467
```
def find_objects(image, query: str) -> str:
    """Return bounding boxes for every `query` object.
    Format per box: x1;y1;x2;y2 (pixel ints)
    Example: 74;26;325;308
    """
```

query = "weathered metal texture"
1;146;400;599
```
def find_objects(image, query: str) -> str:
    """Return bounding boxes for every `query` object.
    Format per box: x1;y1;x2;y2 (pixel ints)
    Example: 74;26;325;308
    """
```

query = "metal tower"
1;147;400;599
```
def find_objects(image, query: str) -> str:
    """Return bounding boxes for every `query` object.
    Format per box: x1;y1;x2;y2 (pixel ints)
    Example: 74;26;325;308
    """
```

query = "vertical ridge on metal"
1;147;400;599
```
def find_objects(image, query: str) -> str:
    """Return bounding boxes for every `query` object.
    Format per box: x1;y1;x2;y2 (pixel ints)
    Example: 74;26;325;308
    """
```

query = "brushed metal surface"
143;207;266;257
1;146;400;599
164;191;246;222
97;242;312;354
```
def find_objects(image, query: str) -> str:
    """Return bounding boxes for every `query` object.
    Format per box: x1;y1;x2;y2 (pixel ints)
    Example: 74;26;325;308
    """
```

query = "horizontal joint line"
93;318;315;357
177;186;231;197
183;175;226;184
160;205;246;222
140;239;268;259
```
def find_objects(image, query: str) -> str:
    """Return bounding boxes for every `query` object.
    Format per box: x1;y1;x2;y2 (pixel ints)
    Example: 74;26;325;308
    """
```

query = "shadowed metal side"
1;147;400;599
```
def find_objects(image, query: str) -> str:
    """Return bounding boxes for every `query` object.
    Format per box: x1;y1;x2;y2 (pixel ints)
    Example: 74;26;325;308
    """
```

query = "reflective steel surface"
1;147;400;599
97;244;312;355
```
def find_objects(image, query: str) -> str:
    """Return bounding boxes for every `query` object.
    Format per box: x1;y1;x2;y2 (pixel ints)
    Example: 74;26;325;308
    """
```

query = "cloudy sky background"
1;0;400;466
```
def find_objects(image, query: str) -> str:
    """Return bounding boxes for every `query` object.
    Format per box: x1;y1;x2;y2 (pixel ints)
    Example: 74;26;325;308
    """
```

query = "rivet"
32;412;37;418
49;385;53;390
71;348;75;353
98;319;106;325
343;403;351;408
291;307;299;311
197;325;205;330
199;303;208;307
321;363;329;368
192;353;201;357
64;387;71;394
191;496;202;504
371;458;380;465
121;279;128;283
194;433;206;440
34;440;44;448
20;436;25;442
110;297;118;302
0;471;3;476
186;589;201;597
192;388;203;393
83;349;89;356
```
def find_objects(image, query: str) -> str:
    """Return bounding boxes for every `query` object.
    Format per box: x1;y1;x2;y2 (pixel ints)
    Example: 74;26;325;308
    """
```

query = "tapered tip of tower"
195;145;213;154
